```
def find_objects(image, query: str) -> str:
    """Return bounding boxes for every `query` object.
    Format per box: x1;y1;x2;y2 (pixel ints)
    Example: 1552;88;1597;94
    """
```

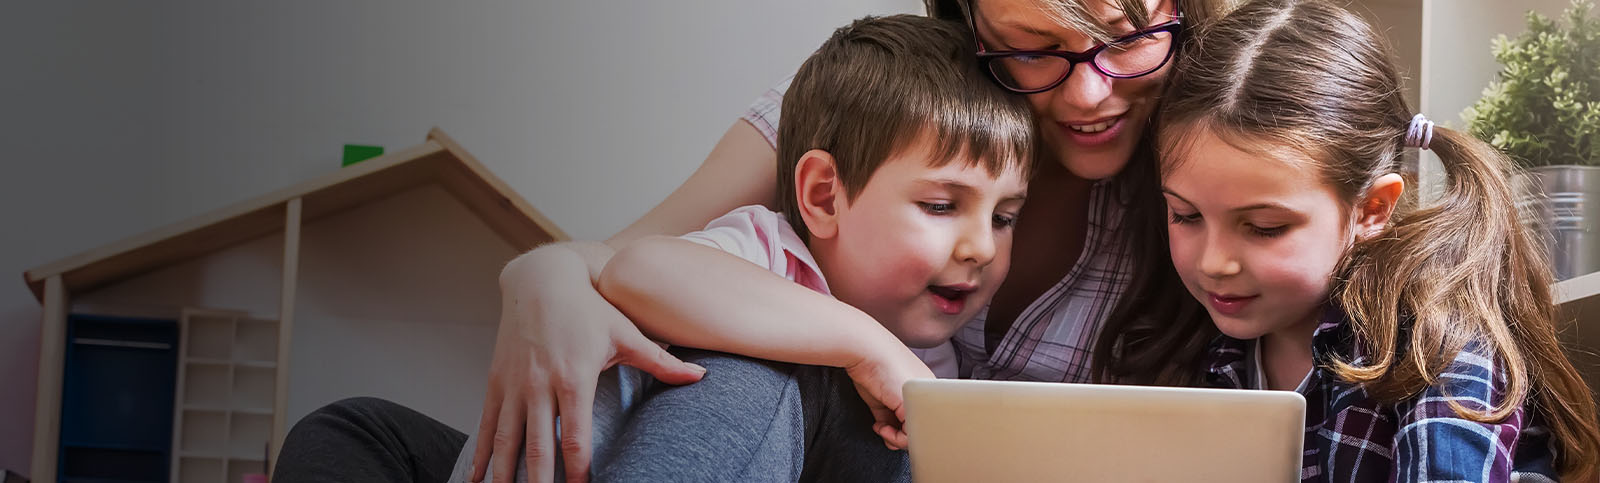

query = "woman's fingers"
556;374;599;483
526;393;558;483
490;398;528;483
614;328;705;385
470;394;503;482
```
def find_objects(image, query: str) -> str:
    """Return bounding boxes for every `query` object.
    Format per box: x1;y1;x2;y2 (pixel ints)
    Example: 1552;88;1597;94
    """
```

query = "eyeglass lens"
989;28;1175;91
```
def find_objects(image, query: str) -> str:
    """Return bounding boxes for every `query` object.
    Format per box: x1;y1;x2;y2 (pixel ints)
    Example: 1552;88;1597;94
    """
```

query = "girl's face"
971;0;1175;180
1160;127;1356;340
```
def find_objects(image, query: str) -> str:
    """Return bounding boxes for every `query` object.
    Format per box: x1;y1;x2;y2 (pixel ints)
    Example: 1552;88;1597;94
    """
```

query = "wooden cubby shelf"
170;308;279;483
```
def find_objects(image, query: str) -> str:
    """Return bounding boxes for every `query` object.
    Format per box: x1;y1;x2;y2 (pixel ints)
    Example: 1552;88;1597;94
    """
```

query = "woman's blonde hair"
931;0;1242;41
1157;0;1600;478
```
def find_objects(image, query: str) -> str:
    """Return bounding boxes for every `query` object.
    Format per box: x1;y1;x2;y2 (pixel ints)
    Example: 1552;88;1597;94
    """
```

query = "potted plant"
1465;0;1600;280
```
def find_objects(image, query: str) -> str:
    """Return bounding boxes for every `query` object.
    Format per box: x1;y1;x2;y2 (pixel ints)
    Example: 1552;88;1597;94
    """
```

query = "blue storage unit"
57;315;178;483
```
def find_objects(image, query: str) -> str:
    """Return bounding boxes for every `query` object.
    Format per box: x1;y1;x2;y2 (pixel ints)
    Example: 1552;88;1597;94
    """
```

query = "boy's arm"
599;233;932;449
596;235;915;371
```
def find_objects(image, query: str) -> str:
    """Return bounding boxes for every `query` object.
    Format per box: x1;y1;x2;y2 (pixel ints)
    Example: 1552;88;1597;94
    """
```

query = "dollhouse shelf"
22;128;571;482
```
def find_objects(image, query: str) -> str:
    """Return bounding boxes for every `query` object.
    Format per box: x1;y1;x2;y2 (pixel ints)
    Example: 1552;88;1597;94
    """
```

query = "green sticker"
342;144;385;167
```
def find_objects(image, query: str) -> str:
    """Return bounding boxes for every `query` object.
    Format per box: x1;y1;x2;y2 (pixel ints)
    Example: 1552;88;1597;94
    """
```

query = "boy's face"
1160;127;1351;341
813;143;1028;348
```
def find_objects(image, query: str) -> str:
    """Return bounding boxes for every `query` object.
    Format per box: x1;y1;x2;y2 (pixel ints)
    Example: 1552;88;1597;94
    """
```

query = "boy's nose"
954;223;997;266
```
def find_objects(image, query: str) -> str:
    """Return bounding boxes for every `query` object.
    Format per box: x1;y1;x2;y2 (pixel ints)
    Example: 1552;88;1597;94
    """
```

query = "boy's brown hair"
775;14;1034;241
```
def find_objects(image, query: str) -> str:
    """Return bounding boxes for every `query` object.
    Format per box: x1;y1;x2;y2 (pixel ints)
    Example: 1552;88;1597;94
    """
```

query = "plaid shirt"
1205;307;1560;482
743;79;1133;383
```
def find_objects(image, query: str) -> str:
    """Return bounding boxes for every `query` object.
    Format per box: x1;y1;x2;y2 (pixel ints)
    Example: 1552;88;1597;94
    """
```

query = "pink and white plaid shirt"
683;205;961;378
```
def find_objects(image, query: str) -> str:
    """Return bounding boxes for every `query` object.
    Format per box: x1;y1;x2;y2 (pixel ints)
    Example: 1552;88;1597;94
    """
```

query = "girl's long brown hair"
1154;0;1600;478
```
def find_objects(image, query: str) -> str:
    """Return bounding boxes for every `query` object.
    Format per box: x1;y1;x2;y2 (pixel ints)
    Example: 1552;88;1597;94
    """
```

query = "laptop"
903;379;1305;482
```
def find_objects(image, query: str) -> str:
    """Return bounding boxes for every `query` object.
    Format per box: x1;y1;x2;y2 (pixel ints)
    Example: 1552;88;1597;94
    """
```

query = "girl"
1155;0;1600;480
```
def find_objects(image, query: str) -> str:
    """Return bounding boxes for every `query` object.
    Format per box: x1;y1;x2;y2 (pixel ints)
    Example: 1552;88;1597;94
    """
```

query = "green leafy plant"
1464;0;1600;167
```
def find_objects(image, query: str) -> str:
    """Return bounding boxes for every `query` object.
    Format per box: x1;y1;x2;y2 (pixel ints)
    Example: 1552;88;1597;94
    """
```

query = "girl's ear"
1354;173;1405;240
795;149;843;240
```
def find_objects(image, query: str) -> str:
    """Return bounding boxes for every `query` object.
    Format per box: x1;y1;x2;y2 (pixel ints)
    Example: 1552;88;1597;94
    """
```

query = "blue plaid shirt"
1204;307;1559;482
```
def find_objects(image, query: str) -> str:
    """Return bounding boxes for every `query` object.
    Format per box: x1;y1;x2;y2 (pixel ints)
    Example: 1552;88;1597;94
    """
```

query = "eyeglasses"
968;2;1183;94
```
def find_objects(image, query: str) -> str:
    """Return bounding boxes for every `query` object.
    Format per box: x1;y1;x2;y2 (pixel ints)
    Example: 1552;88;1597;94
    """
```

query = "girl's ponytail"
1338;125;1600;479
1333;126;1537;412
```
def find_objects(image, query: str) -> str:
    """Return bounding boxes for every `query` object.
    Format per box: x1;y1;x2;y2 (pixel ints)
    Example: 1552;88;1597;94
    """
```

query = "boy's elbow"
597;236;680;302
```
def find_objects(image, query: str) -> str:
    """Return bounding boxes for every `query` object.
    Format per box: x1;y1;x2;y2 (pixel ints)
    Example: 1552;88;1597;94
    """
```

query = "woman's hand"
844;341;935;451
471;244;707;483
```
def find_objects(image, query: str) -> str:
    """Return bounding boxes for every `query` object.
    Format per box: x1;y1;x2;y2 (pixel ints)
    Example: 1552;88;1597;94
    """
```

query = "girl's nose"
1199;238;1243;279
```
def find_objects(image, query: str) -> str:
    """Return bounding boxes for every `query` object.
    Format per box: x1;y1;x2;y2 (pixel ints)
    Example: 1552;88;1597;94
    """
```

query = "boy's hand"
845;344;935;451
853;379;911;450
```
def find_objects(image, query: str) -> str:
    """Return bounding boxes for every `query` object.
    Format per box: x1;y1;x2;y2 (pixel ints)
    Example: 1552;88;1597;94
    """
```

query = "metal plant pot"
1521;165;1600;281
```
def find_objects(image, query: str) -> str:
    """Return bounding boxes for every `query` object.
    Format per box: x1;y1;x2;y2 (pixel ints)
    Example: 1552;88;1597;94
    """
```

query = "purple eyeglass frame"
967;1;1184;94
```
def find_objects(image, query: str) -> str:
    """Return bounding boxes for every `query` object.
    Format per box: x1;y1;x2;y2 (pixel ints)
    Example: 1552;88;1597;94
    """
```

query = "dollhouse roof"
22;128;566;301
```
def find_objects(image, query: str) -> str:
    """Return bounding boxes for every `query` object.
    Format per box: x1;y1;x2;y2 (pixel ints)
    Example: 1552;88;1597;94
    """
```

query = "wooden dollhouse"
22;128;566;482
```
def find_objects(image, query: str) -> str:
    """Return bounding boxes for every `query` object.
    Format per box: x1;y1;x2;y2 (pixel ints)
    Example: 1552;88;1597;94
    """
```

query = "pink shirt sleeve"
678;205;829;295
679;206;959;378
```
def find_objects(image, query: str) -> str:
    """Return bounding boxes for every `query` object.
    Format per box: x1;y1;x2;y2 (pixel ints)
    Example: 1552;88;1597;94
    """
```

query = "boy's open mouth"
928;285;972;315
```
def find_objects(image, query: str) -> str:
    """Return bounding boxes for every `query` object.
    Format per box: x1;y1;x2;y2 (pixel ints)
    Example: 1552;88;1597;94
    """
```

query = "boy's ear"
795;149;843;240
1353;173;1404;240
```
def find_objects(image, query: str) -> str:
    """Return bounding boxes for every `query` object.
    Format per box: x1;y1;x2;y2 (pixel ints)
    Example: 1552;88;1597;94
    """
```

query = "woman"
274;0;1239;482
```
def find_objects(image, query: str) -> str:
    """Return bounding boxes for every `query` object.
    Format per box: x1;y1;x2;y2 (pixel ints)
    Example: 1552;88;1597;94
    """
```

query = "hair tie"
1405;113;1434;150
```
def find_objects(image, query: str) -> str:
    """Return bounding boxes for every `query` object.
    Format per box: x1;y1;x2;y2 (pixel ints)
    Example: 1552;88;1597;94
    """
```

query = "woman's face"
971;0;1175;180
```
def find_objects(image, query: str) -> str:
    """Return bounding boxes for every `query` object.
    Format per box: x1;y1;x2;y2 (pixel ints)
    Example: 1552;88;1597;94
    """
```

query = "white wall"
1415;0;1573;199
290;184;514;432
0;0;922;476
1349;0;1423;110
1420;0;1573;125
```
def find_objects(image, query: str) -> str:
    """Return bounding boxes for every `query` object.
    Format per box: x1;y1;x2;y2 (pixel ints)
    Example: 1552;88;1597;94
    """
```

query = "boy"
459;13;1033;482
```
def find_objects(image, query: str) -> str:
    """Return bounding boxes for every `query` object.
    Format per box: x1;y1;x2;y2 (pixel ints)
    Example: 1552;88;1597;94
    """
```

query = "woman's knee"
290;397;401;432
321;396;402;416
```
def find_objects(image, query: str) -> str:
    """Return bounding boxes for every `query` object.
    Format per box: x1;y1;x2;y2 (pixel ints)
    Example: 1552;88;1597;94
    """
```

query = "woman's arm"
473;120;781;483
